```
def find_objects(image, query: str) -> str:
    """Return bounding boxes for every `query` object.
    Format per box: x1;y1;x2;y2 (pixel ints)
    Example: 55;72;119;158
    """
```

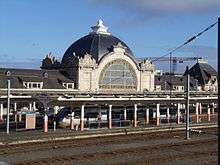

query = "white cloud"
92;0;220;24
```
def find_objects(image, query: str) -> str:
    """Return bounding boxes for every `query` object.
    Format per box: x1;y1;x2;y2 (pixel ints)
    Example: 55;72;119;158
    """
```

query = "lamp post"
217;16;220;162
6;80;10;134
185;66;190;140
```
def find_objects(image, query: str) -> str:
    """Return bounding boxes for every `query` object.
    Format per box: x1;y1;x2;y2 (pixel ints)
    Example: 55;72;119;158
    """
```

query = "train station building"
0;20;217;132
42;19;155;92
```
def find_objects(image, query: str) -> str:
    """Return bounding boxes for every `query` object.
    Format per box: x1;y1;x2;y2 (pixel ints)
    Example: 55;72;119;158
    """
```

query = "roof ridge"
197;62;207;85
89;34;96;56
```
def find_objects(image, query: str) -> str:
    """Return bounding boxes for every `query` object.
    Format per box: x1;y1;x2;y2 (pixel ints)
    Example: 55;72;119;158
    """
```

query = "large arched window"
99;60;137;90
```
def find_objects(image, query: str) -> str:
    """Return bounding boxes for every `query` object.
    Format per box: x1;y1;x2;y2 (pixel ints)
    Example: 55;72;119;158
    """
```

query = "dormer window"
155;85;161;91
5;71;11;76
173;86;184;91
62;83;74;89
43;72;48;78
23;82;43;89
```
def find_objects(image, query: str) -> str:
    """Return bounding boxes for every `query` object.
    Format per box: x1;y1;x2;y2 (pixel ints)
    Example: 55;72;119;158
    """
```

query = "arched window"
99;60;137;90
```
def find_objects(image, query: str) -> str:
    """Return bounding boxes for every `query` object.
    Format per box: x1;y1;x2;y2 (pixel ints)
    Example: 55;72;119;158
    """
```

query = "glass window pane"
99;60;137;90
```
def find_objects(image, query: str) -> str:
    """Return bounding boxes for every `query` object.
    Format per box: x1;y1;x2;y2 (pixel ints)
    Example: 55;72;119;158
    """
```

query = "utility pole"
6;80;10;134
185;66;190;140
217;16;220;164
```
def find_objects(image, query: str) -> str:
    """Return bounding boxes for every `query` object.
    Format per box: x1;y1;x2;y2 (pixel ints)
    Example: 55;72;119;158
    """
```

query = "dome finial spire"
90;19;111;35
97;19;104;26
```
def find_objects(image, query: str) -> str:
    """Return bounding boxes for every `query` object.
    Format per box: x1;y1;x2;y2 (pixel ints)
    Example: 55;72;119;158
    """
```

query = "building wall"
139;60;155;91
75;46;154;92
78;54;97;91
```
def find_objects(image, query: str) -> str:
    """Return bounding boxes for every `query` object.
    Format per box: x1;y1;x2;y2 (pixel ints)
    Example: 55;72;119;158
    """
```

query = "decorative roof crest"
46;52;55;61
90;19;111;35
113;42;127;54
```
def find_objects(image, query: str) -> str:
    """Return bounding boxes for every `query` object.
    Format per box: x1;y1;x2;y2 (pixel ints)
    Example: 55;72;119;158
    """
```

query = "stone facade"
68;43;155;92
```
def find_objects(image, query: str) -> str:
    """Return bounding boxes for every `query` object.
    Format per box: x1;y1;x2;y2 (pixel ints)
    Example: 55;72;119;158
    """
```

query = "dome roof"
61;20;134;64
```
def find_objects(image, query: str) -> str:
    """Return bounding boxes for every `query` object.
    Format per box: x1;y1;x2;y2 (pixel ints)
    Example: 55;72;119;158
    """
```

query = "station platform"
0;122;217;145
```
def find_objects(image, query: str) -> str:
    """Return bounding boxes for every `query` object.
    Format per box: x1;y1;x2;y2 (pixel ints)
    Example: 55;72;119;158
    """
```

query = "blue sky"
0;0;219;71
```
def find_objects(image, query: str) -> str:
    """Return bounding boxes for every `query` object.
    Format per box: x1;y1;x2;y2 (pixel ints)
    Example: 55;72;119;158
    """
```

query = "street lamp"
6;80;10;134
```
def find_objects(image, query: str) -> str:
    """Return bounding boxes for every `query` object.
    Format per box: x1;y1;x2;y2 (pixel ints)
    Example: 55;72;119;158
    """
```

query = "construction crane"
137;56;203;73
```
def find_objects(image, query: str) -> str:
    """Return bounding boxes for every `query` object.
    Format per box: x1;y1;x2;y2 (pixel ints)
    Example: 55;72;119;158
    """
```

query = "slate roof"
155;75;197;90
0;68;74;89
61;33;134;65
185;62;217;85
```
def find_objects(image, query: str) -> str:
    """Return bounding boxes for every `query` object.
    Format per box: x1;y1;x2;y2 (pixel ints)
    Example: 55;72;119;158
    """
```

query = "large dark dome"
61;20;134;64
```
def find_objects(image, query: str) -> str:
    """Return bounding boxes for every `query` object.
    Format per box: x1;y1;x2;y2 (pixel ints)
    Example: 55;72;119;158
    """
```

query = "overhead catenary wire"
152;21;218;63
155;21;218;134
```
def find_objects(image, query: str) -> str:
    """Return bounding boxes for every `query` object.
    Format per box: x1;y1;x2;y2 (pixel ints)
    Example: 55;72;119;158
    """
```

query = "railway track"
0;125;216;155
0;130;185;155
0;124;217;165
11;136;217;165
